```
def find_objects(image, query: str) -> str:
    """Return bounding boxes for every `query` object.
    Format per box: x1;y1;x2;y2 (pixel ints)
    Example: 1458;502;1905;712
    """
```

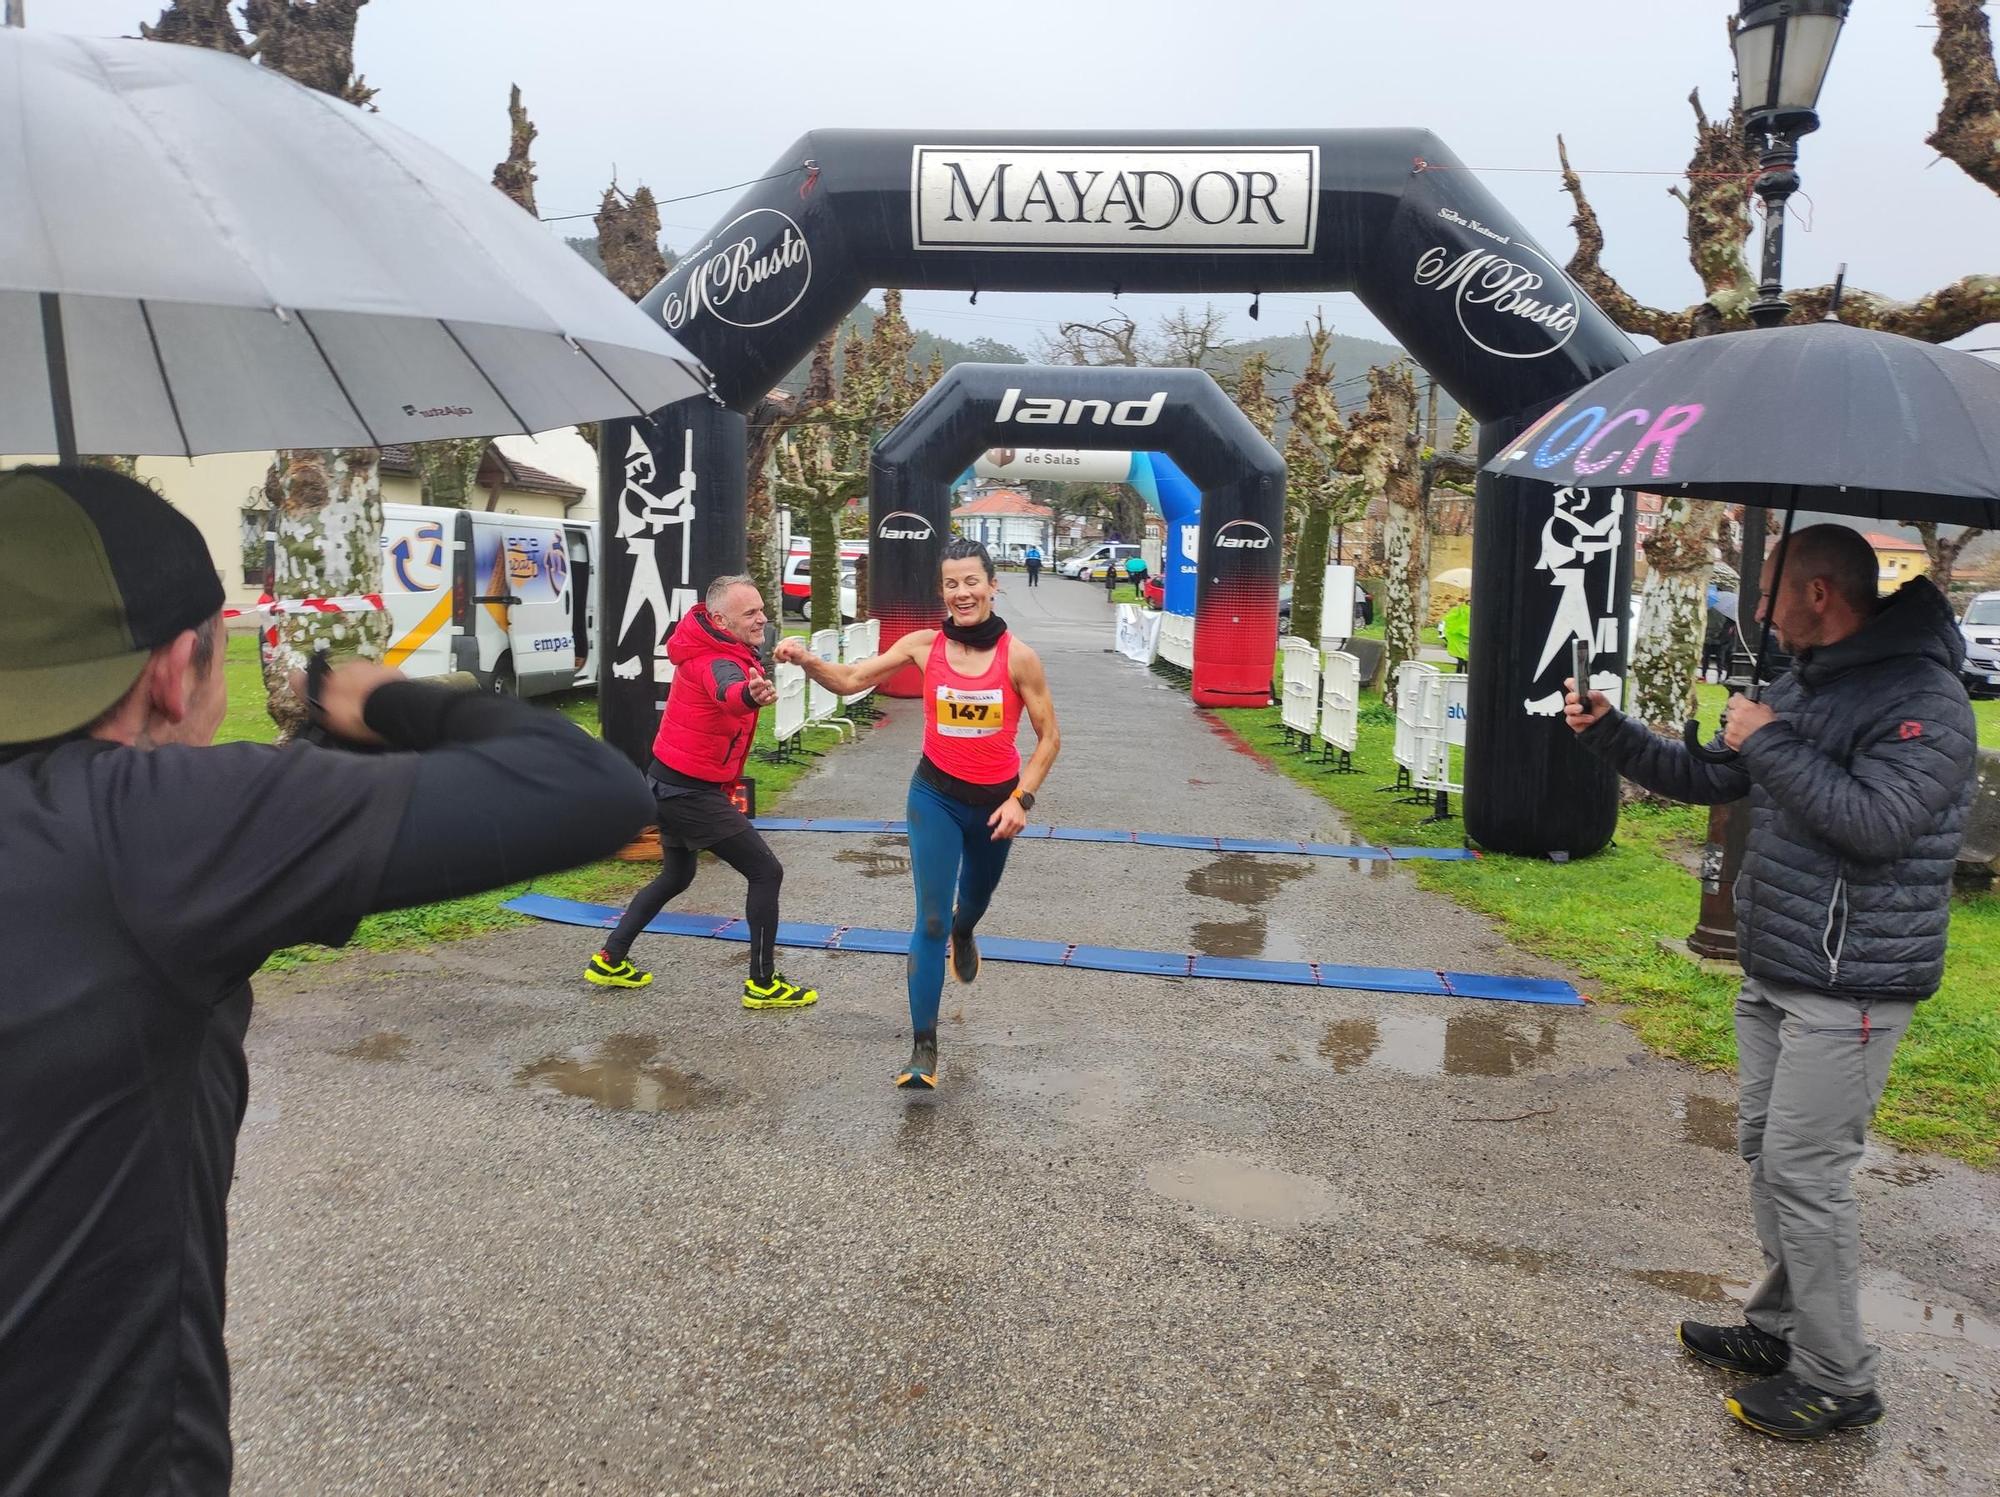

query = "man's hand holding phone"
1563;638;1613;735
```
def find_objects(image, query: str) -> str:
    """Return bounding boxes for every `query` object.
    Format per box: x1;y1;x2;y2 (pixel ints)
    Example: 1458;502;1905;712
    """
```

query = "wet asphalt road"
234;577;2000;1495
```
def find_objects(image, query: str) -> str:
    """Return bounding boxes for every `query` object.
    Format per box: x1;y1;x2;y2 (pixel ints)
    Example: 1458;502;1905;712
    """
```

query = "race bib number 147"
935;686;1003;737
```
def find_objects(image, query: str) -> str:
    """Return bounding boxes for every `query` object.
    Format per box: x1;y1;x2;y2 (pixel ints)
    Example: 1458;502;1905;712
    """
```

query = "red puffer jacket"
651;605;764;782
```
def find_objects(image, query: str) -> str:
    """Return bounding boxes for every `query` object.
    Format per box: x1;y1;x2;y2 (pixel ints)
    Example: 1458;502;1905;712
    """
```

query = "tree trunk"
1381;490;1428;689
807;500;841;636
259;447;387;736
413;437;490;508
1628;494;1719;730
1915;519;1986;585
745;468;777;606
1292;504;1331;642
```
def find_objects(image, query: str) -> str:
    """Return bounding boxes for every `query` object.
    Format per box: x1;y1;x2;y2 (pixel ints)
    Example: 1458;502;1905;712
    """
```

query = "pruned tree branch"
1558;134;1685;342
1930;0;2000;194
492;84;538;217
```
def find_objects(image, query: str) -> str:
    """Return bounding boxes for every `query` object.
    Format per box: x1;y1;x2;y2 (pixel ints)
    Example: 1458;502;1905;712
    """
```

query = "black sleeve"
707;659;758;714
366;684;654;910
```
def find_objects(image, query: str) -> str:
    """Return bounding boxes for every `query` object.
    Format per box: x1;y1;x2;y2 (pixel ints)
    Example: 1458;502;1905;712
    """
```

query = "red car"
1140;574;1164;609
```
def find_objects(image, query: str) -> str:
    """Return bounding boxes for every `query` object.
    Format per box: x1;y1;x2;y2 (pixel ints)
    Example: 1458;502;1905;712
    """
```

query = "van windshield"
1966;598;2000;626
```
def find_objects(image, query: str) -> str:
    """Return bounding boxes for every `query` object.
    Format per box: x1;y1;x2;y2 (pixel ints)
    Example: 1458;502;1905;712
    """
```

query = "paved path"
235;576;2000;1495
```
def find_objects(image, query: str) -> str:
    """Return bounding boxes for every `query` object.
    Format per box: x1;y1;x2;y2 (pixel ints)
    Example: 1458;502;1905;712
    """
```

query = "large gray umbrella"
0;27;707;460
1485;320;2000;758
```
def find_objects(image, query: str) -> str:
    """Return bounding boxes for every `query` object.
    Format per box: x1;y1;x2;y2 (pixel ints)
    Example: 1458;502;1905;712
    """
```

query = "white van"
1059;542;1141;580
380;504;582;697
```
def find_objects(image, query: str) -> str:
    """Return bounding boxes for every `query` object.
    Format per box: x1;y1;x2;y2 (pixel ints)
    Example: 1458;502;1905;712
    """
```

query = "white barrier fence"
1318;650;1360;770
1113;604;1163;664
1278;635;1321;743
1157;612;1194;673
1390;661;1439;792
840;618;880;711
1411;672;1469;804
771;661;808;751
805;627;854;741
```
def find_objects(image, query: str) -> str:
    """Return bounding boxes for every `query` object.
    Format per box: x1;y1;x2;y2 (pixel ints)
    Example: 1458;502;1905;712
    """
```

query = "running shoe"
584;952;652;989
896;1036;939;1090
743;973;819;1010
1724;1372;1884;1441
1678;1320;1791;1376
949;928;980;985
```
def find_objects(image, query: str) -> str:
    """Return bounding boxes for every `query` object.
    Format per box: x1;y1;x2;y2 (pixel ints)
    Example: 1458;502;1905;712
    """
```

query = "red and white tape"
224;592;387;620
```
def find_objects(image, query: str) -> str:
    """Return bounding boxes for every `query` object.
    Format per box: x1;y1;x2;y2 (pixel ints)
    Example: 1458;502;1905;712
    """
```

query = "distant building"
4;435;592;609
1862;531;1929;588
951;488;1055;562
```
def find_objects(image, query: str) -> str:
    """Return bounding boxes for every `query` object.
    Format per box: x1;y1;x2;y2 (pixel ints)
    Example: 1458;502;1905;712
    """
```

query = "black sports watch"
1012;788;1036;813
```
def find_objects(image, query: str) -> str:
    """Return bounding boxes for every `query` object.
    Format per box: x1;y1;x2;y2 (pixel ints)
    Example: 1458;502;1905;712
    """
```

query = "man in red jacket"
585;575;819;1008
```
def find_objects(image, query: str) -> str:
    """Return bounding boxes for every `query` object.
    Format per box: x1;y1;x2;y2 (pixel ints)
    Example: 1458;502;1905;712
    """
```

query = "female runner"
776;538;1060;1089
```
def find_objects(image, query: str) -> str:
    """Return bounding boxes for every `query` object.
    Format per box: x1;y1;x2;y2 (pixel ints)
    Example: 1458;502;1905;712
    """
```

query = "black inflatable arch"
600;128;1638;856
868;364;1284;702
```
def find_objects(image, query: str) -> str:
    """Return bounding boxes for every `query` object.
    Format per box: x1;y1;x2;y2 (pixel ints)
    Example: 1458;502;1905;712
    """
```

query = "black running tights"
603;828;782;983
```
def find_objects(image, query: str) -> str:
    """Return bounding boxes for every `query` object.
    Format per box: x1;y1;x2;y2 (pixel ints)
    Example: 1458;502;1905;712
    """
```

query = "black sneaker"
1678;1320;1791;1376
1725;1372;1884;1441
896;1036;939;1091
949;928;980;985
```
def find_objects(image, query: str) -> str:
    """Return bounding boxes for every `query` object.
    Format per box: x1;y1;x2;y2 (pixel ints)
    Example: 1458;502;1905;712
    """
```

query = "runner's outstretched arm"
773;630;930;697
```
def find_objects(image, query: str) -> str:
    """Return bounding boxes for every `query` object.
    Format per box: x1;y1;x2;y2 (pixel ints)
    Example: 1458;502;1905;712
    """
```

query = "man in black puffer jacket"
1567;524;1975;1443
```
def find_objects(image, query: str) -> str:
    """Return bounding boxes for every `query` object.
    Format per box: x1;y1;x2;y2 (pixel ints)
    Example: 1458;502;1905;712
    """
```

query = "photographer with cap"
1565;524;1975;1442
0;466;653;1497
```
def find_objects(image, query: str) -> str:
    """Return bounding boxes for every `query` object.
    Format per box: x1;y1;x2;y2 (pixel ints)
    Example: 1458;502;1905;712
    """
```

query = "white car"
1961;590;2000;697
779;551;857;625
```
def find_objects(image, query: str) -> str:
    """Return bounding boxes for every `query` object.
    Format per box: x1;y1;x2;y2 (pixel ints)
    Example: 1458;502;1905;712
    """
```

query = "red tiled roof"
953;490;1054;518
1861;532;1926;553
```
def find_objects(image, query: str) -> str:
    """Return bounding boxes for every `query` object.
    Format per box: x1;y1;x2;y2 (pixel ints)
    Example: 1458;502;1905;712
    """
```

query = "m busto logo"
659;208;812;333
876;510;935;541
1411;222;1580;361
912;146;1319;254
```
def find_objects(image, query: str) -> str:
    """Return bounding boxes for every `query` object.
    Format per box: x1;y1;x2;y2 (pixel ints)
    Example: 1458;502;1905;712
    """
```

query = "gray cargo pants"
1735;976;1914;1396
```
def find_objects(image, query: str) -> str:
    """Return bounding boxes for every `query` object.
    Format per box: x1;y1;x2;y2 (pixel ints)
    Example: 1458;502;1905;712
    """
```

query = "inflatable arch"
959;448;1201;618
871;364;1281;702
600;129;1637;857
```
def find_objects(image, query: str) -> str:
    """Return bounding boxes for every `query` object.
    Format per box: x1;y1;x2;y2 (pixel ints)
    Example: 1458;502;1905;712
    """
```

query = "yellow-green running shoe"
743;973;818;1010
584;951;652;989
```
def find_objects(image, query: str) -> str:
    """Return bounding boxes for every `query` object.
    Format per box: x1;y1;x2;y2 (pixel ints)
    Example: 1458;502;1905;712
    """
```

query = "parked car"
1140;574;1164;609
1961;590;2000;697
1060;542;1140;580
780;544;861;624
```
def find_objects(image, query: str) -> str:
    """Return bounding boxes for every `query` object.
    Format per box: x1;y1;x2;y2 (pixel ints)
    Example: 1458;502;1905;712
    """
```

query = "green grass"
1208;686;2000;1168
218;630;850;973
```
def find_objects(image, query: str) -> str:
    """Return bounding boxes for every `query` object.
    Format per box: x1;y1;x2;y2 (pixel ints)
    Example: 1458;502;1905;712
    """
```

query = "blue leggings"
905;773;1014;1035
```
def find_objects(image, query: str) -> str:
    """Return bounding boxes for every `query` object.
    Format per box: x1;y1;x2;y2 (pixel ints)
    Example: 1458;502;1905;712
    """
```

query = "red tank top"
920;630;1022;785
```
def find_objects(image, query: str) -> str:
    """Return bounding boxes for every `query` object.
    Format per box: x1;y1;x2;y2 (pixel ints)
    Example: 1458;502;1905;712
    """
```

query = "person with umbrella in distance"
0;467;656;1497
777;539;1060;1090
1564;524;1976;1441
584;576;820;1012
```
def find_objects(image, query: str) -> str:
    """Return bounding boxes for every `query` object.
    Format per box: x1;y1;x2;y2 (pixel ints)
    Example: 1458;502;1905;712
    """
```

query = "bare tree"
594;183;670;303
1149;303;1237;371
1282;319;1371;643
1041;312;1142;367
1347;363;1422;686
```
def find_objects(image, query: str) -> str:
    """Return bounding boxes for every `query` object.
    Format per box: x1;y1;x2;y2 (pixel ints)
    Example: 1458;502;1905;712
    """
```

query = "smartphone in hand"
1570;638;1592;705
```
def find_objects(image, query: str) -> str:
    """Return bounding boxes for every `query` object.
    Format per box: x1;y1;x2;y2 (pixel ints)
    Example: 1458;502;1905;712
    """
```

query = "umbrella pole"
40;292;78;465
1683;499;1796;762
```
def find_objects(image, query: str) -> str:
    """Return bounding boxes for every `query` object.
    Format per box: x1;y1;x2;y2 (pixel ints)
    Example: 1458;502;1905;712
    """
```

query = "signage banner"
972;448;1135;484
912;146;1319;255
1114;604;1162;664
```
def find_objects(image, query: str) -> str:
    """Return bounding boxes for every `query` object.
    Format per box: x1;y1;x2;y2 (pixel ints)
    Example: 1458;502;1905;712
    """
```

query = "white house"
952;489;1055;562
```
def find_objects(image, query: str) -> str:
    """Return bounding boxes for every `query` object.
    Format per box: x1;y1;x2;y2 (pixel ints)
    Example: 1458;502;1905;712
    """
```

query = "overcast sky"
38;0;2000;359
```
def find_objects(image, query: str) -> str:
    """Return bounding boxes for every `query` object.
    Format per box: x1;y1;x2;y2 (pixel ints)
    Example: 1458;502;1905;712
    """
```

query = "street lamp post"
1685;0;1849;962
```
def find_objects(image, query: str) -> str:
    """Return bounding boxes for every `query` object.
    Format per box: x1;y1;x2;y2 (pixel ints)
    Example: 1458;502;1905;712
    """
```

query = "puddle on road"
1627;1268;1746;1304
1427;1233;1563;1276
1673;1094;1739;1153
1144;1150;1337;1227
1316;1011;1560;1078
835;848;911;879
1624;1269;1998;1352
1864;1157;1942;1188
515;1033;728;1114
1185;854;1310;907
339;1031;410;1063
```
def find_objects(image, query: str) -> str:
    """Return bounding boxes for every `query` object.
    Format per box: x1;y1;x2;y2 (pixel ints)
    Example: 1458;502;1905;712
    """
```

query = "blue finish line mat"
506;895;1581;1007
750;818;1477;863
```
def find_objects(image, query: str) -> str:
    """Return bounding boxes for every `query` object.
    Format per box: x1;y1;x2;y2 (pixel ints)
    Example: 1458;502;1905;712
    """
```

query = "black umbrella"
1485;320;2000;758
